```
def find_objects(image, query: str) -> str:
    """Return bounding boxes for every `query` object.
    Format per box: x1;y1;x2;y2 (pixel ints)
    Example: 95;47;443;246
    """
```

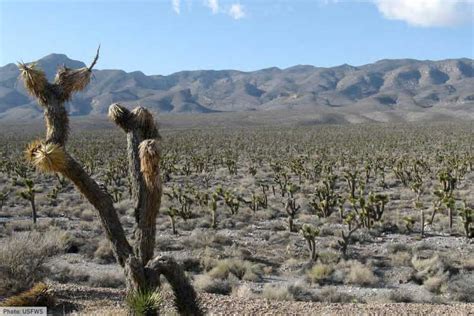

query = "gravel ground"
50;283;474;316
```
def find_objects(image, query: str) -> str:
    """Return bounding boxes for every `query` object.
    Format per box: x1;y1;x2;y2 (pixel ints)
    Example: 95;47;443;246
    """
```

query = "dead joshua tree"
18;49;202;315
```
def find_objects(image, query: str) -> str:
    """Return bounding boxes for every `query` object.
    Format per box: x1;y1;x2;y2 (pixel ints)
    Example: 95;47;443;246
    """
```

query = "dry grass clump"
0;229;67;296
315;287;355;303
411;254;450;291
423;275;448;294
94;239;116;264
231;284;254;298
0;282;55;307
307;263;334;284
261;284;294;301
389;289;414;303
25;140;67;173
88;271;124;288
346;262;378;286
80;209;95;222
194;274;233;295
447;274;474;302
49;263;90;284
207;259;263;282
335;260;378;287
389;251;412;266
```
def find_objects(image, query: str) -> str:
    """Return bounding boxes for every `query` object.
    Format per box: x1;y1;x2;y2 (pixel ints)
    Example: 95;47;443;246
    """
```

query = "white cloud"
229;3;246;19
374;0;473;27
205;0;219;14
172;0;180;14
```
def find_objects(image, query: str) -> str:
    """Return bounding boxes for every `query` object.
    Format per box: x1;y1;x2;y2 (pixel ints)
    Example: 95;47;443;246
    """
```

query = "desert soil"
51;283;474;316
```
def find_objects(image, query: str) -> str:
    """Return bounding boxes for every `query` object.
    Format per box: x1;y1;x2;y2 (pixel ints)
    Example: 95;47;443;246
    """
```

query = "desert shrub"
423;275;448;294
389;289;413;303
261;284;294;301
0;230;67;296
389;251;411;266
287;282;314;301
181;257;203;273
318;251;340;265
231;284;254;298
411;254;451;290
307;264;333;284
181;231;214;249
315;287;355;303
207;259;262;282
94;239;116;264
447;274;474;302
387;243;411;254
49;263;90;284
88;271;125;288
5;220;33;232
462;257;474;271
80;209;95;221
194;274;232;295
345;261;378;286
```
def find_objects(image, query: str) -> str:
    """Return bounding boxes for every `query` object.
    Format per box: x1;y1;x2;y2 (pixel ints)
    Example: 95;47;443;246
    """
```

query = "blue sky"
1;0;473;75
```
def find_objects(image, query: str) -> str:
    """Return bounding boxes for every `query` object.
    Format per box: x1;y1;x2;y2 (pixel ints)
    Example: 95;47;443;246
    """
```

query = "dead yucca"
132;107;156;132
25;140;66;172
17;62;48;105
55;66;92;101
139;139;161;188
0;282;55;307
108;103;131;131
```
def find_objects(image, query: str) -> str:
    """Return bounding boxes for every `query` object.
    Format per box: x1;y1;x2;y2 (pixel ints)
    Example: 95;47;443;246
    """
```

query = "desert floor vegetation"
0;120;473;313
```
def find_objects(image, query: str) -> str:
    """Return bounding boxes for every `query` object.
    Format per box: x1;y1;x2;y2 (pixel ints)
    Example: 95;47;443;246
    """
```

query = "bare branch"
88;45;101;71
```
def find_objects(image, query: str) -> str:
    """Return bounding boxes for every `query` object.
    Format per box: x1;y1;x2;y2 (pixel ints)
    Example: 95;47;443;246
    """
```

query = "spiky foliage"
126;288;162;315
25;140;66;173
0;283;55;307
108;103;131;131
17;62;48;105
54;47;99;102
139;139;161;189
132;107;157;136
54;66;92;101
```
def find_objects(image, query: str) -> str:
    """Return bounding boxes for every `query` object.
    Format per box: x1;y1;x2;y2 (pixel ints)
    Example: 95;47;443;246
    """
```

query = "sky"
0;0;473;75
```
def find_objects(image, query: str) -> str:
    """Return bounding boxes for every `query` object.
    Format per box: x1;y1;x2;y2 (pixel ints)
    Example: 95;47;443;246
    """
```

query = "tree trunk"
170;215;177;235
211;211;217;229
288;216;294;232
420;209;425;238
18;53;201;315
448;207;453;233
30;197;37;224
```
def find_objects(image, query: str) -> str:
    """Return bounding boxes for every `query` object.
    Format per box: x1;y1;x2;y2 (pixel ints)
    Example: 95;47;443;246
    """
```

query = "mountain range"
0;54;472;122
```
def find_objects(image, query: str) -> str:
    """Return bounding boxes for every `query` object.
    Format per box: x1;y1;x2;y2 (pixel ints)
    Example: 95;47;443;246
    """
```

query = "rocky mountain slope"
0;54;472;121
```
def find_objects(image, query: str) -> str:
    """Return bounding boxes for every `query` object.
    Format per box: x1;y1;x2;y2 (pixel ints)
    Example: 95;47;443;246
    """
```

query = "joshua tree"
458;201;472;239
300;224;319;262
167;207;178;235
208;192;218;229
284;183;301;232
18;179;37;224
18;50;201;315
0;191;8;212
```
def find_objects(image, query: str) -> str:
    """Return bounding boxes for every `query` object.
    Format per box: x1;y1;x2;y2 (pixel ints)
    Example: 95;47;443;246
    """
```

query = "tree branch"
109;103;162;265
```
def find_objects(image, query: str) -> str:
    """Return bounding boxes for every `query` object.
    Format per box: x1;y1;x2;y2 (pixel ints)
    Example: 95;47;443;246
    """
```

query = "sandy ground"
50;283;474;316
